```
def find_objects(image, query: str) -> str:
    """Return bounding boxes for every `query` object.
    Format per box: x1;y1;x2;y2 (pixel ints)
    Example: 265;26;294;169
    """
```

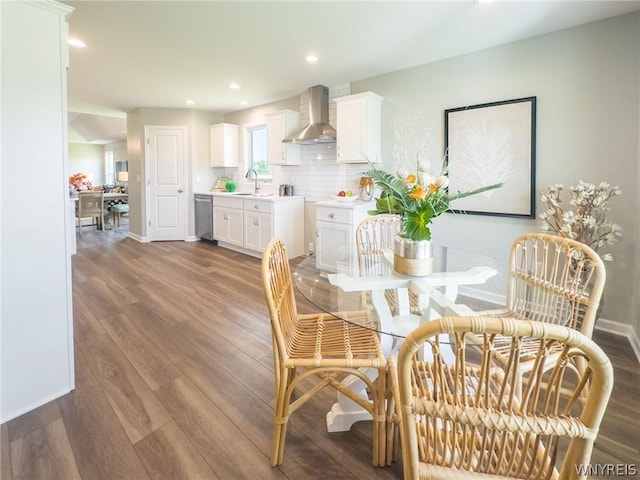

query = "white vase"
393;234;433;276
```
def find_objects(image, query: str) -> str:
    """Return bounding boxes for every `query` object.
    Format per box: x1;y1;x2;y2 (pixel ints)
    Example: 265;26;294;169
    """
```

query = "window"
105;150;115;184
247;124;271;181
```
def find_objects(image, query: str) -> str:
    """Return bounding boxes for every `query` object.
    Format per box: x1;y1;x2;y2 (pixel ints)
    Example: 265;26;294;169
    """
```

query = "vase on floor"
393;234;433;276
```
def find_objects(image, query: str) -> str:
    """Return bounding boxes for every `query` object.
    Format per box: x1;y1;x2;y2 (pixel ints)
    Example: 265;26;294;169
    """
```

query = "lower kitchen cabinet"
244;211;272;251
212;194;304;258
213;200;243;247
315;200;374;271
243;198;274;253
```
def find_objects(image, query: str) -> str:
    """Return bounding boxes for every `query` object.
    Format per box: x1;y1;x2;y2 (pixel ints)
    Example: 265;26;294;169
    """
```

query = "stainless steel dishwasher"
194;194;215;243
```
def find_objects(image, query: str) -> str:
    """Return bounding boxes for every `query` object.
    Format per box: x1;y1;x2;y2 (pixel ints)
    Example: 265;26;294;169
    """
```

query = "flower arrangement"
363;159;502;242
69;172;92;191
539;181;622;261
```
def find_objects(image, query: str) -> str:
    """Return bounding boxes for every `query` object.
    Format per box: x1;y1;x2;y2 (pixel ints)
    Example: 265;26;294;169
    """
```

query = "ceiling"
63;0;640;144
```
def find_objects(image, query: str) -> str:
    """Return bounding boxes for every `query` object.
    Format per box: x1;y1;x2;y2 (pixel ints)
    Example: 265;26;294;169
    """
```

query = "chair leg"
271;366;292;466
386;357;402;467
373;365;387;467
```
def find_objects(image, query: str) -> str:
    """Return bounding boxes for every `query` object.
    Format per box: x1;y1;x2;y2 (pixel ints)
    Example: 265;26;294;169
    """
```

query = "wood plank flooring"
2;223;639;479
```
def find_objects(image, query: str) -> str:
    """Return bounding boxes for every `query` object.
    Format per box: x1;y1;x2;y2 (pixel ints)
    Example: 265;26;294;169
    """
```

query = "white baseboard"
595;318;640;363
126;232;147;242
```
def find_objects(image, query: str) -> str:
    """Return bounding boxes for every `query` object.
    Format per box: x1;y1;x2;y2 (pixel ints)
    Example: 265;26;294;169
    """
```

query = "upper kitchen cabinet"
210;123;239;167
265;110;301;165
333;92;383;164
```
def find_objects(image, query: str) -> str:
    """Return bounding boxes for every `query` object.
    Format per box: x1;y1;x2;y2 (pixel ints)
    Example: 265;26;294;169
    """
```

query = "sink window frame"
244;123;272;183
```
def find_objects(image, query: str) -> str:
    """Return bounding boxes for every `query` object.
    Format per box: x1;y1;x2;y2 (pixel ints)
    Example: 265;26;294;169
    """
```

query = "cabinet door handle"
224;214;228;220
254;204;259;209
328;213;336;219
316;229;319;238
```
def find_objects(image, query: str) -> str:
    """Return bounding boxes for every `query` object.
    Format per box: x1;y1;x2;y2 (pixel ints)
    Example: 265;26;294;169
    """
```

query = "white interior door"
145;126;187;241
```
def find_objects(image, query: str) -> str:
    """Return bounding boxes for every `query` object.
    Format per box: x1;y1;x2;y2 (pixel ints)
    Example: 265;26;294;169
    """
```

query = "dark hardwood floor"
2;222;639;479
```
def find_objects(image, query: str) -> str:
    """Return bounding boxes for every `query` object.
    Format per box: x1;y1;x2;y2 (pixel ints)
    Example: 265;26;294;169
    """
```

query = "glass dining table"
292;242;510;432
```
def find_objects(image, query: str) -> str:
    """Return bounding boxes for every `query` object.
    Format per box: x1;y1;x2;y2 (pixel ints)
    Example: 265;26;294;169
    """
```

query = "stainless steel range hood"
283;85;336;144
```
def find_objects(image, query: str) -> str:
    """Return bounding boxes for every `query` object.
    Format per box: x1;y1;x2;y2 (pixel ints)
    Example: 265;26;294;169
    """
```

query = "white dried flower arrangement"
539;181;622;261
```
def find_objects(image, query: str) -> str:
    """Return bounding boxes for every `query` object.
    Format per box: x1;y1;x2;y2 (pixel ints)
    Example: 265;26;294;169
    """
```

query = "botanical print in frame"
445;97;536;218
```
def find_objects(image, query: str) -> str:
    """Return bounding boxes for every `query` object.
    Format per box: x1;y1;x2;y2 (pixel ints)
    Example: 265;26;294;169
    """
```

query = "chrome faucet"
245;168;260;194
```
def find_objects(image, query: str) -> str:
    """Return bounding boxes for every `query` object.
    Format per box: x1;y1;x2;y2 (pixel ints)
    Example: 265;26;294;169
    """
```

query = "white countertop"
196;191;304;201
316;198;376;207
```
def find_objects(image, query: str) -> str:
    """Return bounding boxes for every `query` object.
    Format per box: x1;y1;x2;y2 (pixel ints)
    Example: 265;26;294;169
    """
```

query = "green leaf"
448;182;504;201
403;211;432;241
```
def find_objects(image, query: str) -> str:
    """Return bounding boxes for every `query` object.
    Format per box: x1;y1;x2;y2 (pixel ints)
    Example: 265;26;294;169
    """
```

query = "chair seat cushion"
111;204;129;213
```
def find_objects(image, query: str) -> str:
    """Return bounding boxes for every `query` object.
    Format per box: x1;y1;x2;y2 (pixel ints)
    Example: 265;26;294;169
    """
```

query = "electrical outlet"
308;242;314;252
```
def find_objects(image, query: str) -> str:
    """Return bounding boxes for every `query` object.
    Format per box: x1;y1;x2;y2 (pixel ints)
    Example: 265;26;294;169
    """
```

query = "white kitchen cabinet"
212;194;304;258
244;210;273;252
243;198;273;252
265;110;301;165
315;200;374;271
333;92;383;164
209;123;239;167
213;197;243;246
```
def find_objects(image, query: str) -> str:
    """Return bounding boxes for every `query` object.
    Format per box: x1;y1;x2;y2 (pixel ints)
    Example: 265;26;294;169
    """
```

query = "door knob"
178;188;183;193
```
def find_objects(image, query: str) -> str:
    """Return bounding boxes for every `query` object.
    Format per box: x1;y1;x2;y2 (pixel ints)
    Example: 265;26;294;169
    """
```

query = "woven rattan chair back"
356;215;402;275
261;237;388;467
392;315;613;480
356;215;420;316
507;233;606;338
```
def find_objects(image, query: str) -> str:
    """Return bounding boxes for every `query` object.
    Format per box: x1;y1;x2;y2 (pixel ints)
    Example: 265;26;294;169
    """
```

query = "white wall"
1;0;75;422
354;12;639;331
68;142;104;185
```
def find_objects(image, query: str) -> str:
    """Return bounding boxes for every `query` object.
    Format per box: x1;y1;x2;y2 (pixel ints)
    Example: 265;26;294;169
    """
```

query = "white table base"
324;265;496;432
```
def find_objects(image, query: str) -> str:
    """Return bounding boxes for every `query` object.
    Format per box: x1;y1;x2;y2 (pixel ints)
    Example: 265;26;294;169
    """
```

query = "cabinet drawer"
212;196;243;209
316;205;353;224
243;199;273;214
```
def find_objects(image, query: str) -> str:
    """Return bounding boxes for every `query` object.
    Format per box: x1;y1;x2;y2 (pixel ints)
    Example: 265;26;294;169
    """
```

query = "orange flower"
408;186;427;200
428;183;438;193
405;174;416;184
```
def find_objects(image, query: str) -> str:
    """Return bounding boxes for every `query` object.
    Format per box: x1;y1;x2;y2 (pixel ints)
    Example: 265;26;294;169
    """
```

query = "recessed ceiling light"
68;38;86;48
240;100;248;105
305;54;319;63
185;99;195;105
229;83;241;90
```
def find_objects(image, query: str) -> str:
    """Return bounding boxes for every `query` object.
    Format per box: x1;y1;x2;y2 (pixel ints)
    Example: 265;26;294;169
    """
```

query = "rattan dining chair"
475;233;606;396
390;315;613;480
261;237;388;467
356;215;421;316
